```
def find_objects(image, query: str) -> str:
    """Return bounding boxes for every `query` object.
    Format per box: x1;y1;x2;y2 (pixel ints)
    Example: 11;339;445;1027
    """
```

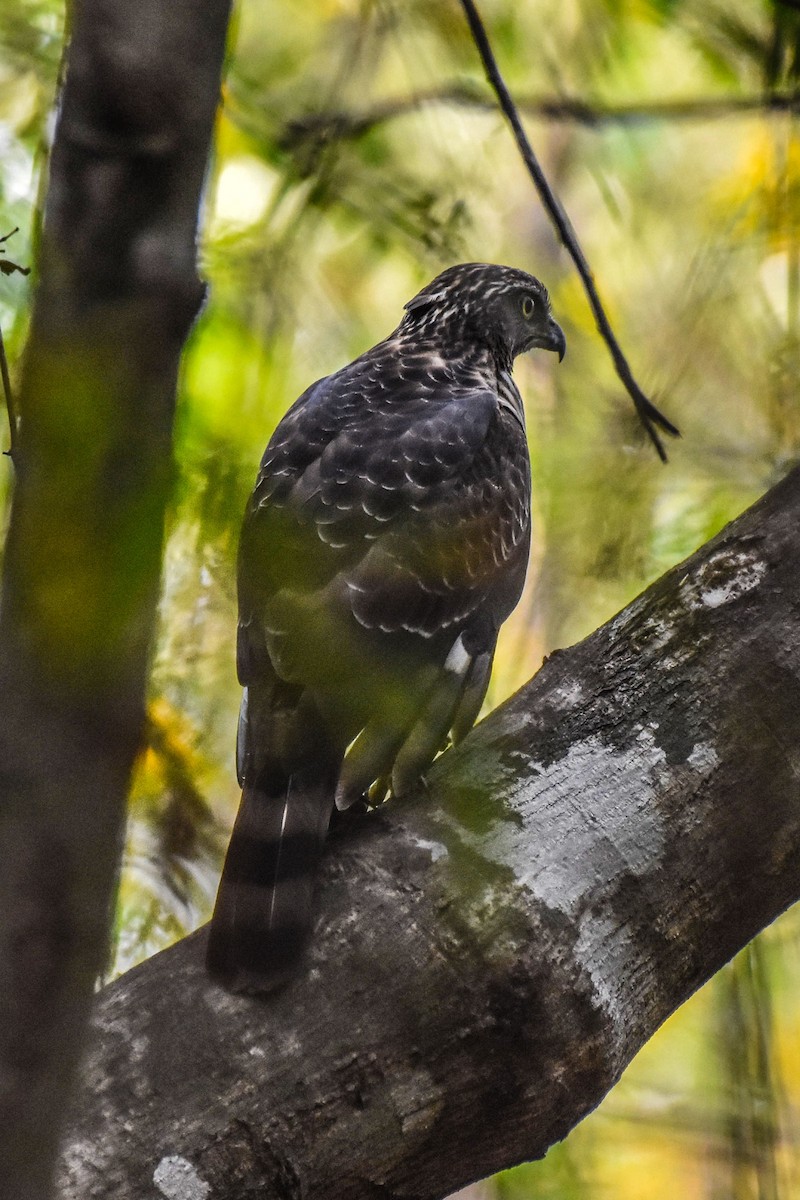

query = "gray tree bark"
0;3;232;1198
57;465;800;1200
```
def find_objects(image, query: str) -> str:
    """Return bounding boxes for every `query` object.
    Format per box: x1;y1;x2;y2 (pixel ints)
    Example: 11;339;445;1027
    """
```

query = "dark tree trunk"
57;466;800;1199
0;2;232;1197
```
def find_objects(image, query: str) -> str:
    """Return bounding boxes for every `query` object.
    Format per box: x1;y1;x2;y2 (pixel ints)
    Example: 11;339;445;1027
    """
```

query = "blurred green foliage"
1;0;800;1195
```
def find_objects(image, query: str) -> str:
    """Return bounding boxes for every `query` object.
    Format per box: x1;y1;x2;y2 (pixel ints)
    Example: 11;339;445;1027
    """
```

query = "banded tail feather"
206;763;335;993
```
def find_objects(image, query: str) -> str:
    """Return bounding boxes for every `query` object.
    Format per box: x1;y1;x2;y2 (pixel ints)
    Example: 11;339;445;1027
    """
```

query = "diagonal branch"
57;465;800;1199
459;0;680;461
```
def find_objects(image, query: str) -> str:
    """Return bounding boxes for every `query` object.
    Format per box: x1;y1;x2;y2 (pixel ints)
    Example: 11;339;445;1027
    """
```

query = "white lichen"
503;726;668;911
442;726;675;1058
551;678;586;709
153;1155;210;1200
389;1067;444;1137
609;545;767;669
687;741;719;771
411;835;448;862
682;547;767;612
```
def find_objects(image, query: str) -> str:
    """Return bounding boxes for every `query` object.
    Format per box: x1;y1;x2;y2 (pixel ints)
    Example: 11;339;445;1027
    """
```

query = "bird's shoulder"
249;337;513;522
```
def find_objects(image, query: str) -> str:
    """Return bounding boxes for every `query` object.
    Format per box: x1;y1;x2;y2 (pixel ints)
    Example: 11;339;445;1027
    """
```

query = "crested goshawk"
207;262;565;993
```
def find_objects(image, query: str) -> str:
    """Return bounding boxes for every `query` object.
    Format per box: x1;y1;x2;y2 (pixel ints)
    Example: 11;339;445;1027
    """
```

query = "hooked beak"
535;316;566;362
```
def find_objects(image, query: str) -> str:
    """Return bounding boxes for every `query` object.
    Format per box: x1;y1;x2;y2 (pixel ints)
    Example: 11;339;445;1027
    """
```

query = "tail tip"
205;922;309;996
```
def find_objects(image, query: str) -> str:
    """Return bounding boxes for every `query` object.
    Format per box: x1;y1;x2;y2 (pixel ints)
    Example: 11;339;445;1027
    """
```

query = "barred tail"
206;766;334;994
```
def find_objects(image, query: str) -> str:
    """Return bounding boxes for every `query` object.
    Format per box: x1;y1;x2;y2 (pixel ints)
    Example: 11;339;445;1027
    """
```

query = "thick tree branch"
0;2;232;1197
58;465;800;1199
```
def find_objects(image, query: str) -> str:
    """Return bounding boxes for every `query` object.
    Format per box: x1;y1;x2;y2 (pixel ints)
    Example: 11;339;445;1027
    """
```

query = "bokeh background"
2;1;800;1195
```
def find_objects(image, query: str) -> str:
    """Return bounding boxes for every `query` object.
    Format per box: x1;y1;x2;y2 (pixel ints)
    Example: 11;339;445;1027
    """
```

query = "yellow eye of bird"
521;296;535;319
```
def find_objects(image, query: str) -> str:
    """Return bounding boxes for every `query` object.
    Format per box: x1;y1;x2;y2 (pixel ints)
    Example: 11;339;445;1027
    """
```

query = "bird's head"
401;263;566;367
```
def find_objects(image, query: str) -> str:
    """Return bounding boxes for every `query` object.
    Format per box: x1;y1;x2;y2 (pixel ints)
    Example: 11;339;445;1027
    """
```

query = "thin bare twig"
0;328;16;462
0;228;28;464
459;0;680;461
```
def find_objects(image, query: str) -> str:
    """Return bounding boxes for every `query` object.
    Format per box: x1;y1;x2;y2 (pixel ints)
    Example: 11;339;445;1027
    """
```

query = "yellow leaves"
211;156;281;233
712;122;800;248
112;697;224;977
0;67;39;133
137;698;208;803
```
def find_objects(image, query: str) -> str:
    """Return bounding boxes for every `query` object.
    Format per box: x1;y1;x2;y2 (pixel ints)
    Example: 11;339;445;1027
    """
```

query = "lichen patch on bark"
682;547;767;611
153;1155;210;1200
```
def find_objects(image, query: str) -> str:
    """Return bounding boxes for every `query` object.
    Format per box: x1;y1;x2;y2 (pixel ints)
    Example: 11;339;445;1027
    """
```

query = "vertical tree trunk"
0;3;232;1196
